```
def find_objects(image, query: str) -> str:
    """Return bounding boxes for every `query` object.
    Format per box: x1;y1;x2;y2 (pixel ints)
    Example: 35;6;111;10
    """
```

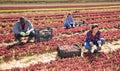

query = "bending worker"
64;13;75;29
13;16;35;45
84;24;105;53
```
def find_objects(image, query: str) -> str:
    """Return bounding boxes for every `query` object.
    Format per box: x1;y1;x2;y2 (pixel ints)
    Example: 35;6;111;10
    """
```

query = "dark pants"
14;31;35;43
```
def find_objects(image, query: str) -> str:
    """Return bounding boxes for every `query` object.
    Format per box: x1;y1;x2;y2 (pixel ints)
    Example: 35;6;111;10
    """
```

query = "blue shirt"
64;16;74;27
85;30;101;44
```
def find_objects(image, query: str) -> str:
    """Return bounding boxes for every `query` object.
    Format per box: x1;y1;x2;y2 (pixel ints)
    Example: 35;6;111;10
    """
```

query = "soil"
0;52;57;70
0;39;120;70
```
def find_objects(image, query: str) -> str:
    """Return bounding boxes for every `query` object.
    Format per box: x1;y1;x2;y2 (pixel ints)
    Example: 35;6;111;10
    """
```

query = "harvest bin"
57;44;82;58
34;27;53;42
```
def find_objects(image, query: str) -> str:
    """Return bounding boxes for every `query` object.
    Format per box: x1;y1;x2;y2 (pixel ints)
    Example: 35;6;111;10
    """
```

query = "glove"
98;44;102;47
91;45;97;53
20;32;26;36
26;31;30;35
98;44;102;50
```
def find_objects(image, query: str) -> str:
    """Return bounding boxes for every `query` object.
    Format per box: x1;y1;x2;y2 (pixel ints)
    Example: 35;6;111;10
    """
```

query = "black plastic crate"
57;44;82;58
34;27;53;42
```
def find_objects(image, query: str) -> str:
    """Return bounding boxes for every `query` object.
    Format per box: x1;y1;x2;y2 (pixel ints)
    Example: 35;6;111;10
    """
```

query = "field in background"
0;0;120;3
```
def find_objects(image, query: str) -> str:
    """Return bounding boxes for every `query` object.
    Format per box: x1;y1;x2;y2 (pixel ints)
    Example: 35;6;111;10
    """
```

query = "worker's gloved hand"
98;44;102;50
20;32;26;36
98;44;102;48
26;31;30;35
91;45;97;53
72;24;75;27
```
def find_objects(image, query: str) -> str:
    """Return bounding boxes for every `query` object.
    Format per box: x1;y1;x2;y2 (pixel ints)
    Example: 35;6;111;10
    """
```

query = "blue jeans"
64;23;74;29
84;38;105;51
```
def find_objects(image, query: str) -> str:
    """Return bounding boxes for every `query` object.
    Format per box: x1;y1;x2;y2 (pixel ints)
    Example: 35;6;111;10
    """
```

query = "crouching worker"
84;24;105;53
64;13;75;29
13;16;35;45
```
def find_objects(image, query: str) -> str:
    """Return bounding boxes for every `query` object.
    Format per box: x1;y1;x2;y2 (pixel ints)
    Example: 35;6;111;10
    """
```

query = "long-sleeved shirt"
13;20;34;34
64;16;74;27
85;30;101;44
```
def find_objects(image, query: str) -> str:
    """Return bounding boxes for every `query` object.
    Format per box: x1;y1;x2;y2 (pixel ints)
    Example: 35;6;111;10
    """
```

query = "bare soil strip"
0;52;57;70
0;39;120;70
